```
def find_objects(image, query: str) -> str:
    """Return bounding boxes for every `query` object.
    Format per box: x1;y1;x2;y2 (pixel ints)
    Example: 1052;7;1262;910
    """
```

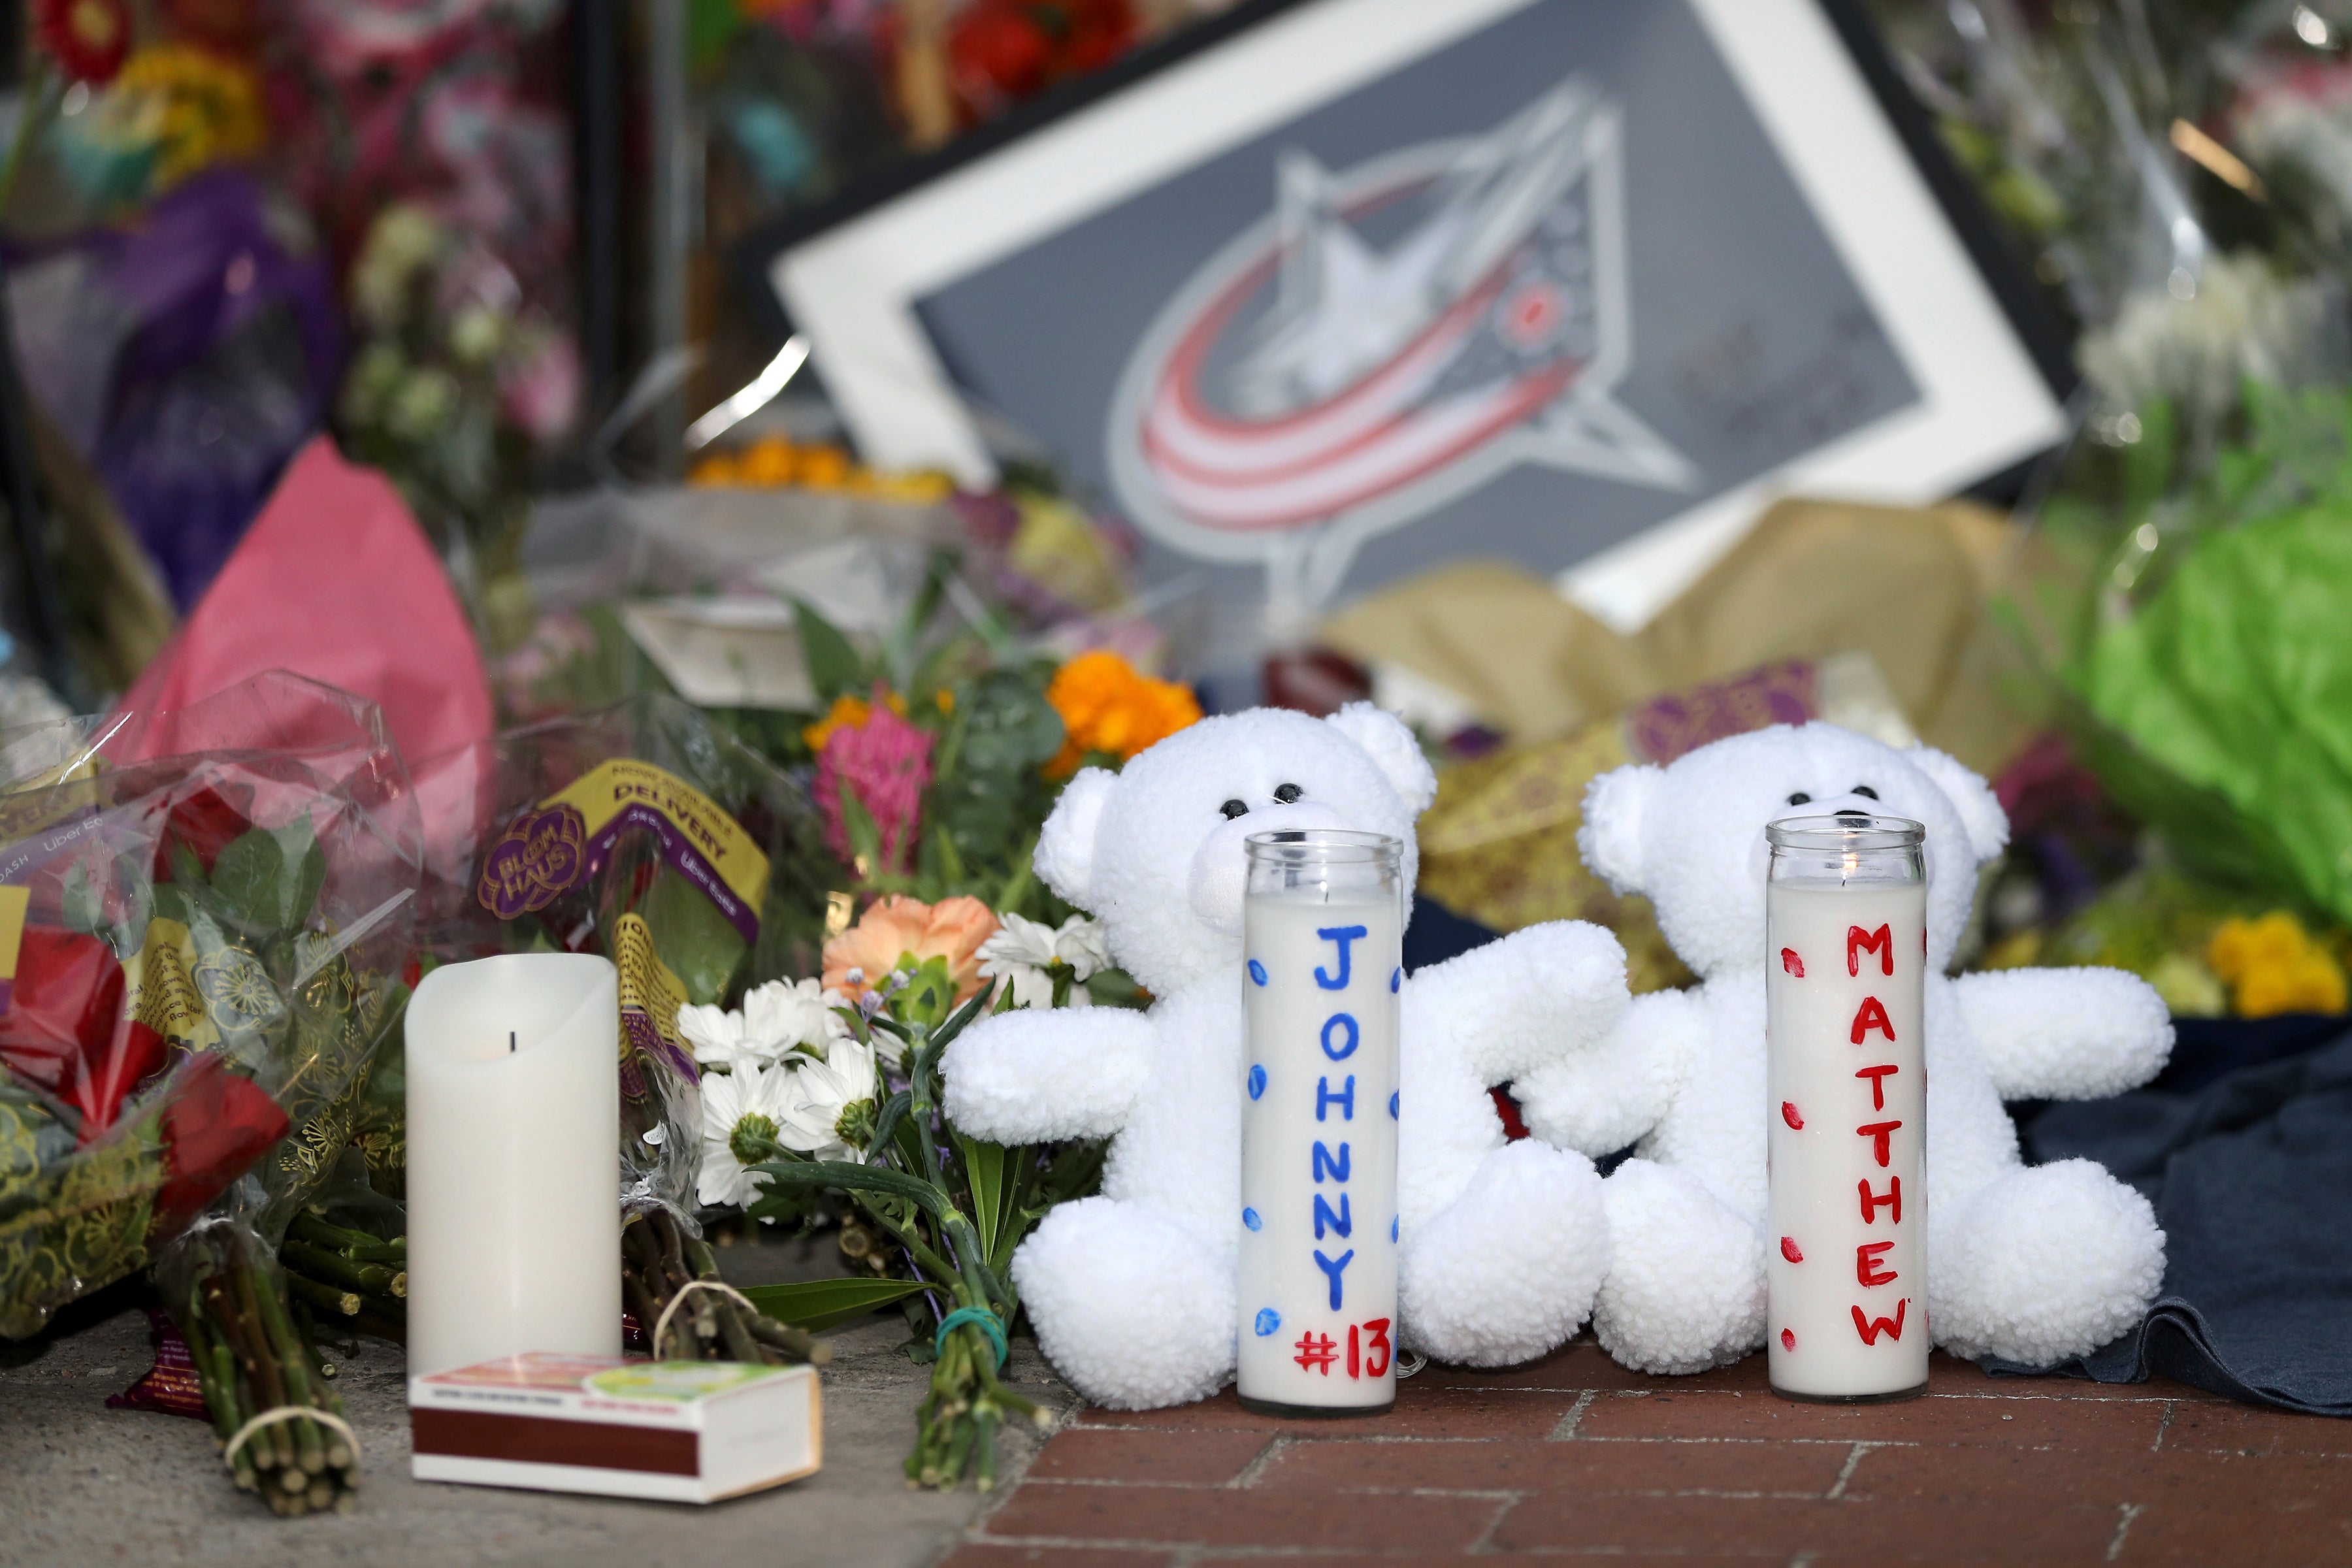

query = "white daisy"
676;1002;775;1073
774;1036;881;1164
1051;914;1111;980
697;1063;793;1208
742;976;853;1061
977;912;1106;1009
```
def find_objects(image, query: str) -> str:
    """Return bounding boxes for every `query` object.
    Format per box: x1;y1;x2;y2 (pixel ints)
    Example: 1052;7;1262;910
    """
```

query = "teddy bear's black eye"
1273;783;1303;804
1220;799;1249;820
1852;785;1879;800
1787;792;1812;806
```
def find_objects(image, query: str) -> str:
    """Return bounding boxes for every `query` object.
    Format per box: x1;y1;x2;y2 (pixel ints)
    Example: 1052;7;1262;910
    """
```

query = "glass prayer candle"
1765;814;1928;1403
1237;829;1403;1416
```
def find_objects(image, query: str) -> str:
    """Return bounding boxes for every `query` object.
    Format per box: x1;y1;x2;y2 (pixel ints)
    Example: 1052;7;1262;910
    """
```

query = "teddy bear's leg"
1010;1194;1236;1409
1928;1158;2164;1366
1591;1158;1768;1375
1400;1141;1608;1367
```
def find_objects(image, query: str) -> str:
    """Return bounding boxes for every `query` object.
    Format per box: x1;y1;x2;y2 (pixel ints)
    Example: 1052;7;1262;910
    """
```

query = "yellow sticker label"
0;885;29;992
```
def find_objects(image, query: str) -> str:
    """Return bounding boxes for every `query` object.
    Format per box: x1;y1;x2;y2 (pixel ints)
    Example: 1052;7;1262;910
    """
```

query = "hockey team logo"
1106;78;1694;626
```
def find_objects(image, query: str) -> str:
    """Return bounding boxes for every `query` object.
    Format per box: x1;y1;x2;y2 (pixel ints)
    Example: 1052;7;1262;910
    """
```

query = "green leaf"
642;867;749;1005
210;827;287;930
866;1089;913;1159
792;599;866;704
962;1137;1005;1258
932;821;966;889
838;778;885;872
927;987;991;1054
737;1277;930;1333
278;821;327;929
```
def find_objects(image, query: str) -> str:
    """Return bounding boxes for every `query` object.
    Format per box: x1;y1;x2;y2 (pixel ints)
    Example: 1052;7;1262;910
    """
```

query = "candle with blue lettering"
1237;830;1403;1415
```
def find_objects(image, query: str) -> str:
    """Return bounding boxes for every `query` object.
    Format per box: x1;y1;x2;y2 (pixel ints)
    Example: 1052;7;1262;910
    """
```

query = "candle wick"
509;1032;516;1054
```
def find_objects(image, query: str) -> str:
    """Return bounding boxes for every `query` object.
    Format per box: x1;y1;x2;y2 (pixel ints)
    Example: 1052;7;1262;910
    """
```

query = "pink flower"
815;696;933;872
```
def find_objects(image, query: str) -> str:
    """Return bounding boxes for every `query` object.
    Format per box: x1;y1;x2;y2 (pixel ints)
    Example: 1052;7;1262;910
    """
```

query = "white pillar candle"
1765;815;1929;1401
1237;830;1403;1415
406;954;623;1375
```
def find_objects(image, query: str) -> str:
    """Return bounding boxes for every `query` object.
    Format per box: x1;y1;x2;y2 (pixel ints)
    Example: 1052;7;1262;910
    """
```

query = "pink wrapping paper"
113;437;492;770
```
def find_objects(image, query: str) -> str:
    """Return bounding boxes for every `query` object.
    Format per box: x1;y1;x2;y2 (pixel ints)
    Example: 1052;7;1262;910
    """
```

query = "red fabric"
0;928;167;1135
112;437;492;776
1490;1085;1531;1143
155;1053;288;1228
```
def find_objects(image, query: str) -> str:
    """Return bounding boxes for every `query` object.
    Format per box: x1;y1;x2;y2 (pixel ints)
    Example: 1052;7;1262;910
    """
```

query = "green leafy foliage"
737;1277;930;1333
792;598;866;706
2033;383;2352;922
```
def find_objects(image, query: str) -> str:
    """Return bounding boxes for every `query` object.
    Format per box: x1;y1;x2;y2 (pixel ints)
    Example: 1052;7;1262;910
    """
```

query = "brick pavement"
942;1340;2352;1566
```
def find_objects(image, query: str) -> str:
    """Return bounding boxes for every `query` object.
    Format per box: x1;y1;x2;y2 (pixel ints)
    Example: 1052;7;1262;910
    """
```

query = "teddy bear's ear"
1904;744;2010;864
1325;702;1437;815
1035;767;1116;908
1578;762;1662;894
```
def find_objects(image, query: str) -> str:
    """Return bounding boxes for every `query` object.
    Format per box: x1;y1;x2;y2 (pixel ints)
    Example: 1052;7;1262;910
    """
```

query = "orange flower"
1045;649;1201;776
823;894;999;1003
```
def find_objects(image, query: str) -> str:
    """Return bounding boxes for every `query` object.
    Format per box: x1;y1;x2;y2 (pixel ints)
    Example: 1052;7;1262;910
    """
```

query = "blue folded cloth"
1999;1019;2352;1414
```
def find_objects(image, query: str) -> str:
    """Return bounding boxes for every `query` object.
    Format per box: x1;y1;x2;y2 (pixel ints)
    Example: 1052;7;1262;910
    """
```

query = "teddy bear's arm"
1949;966;2174;1100
1403;919;1630;1085
939;1006;1158;1143
1511;985;1703;1159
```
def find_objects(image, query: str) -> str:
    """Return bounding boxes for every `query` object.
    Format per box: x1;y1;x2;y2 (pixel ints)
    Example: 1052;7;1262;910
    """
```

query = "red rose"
34;0;131;84
153;1053;287;1231
151;783;254;882
0;926;167;1135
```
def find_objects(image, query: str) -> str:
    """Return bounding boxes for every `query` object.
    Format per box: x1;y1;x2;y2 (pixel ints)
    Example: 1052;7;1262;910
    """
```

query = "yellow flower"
102;45;264;189
1045;649;1201;776
740;436;798;487
2207;912;2348;1017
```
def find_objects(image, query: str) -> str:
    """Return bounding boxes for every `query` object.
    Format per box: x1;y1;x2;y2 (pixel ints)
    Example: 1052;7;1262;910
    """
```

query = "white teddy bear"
943;703;1626;1409
1515;723;2170;1375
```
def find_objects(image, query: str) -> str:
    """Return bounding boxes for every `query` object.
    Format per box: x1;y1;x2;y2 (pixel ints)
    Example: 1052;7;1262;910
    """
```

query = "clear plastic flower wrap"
2003;295;2352;928
409;693;830;1220
0;671;421;1338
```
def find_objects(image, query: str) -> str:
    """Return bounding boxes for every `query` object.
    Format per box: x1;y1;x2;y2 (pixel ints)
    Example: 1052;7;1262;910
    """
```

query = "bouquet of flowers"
0;672;421;1346
682;892;1113;1489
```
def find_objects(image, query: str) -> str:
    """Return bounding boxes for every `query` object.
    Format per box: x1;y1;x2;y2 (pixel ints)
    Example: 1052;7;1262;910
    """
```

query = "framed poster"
751;0;2070;663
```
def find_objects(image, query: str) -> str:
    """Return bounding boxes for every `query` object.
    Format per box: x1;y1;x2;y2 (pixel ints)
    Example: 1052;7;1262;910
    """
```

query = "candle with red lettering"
1765;815;1928;1401
1237;830;1402;1416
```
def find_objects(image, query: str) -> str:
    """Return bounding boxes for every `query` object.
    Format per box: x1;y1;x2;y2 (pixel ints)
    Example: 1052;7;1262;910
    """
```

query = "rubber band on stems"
650;1278;763;1358
223;1405;361;1468
934;1305;1008;1371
